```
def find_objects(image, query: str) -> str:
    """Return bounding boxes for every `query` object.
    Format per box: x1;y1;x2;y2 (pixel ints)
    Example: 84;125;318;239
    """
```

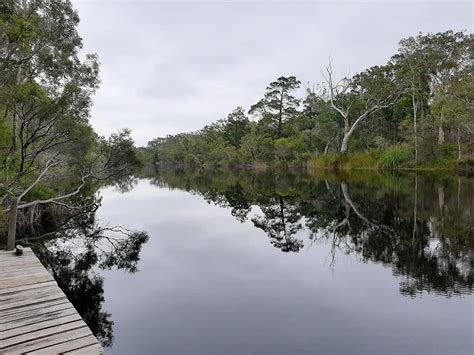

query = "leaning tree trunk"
339;113;368;154
340;131;352;154
324;142;330;154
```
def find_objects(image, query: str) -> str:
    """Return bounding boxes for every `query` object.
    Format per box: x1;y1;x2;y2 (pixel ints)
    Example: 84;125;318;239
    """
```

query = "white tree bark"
323;62;400;154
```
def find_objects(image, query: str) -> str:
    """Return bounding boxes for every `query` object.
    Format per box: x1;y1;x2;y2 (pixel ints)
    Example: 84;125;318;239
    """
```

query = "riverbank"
147;152;474;175
307;151;474;173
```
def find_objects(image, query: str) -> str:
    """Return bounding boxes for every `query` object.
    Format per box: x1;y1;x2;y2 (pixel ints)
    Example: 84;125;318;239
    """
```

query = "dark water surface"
46;170;474;354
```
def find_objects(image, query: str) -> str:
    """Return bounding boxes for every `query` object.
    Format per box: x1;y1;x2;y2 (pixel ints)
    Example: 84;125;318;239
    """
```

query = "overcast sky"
72;0;472;146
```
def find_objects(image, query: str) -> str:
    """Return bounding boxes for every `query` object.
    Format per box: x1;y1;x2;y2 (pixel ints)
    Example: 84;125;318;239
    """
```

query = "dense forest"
144;31;473;171
0;1;143;247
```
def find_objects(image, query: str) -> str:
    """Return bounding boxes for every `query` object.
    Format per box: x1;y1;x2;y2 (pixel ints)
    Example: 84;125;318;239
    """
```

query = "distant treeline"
143;31;473;170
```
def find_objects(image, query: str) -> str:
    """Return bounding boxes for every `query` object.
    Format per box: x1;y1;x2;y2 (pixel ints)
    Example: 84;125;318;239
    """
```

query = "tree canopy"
145;31;473;170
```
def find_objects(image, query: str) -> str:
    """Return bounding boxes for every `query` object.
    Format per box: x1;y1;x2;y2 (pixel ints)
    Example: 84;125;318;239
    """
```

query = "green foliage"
249;76;301;138
223;107;250;149
141;30;472;171
0;0;142;243
377;146;412;169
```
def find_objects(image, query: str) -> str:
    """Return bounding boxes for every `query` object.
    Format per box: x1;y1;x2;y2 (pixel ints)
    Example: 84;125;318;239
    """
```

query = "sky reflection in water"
72;171;473;354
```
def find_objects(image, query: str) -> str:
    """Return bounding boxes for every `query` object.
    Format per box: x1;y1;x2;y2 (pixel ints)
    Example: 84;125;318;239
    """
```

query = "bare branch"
322;62;351;119
16;171;91;210
17;158;60;201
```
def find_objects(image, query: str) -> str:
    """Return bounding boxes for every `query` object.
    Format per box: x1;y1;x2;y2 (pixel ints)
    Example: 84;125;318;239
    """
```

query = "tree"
0;0;98;153
407;31;472;144
303;88;341;154
0;1;144;249
3;128;140;249
223;107;250;149
249;76;301;137
394;36;429;161
323;62;402;154
431;74;474;160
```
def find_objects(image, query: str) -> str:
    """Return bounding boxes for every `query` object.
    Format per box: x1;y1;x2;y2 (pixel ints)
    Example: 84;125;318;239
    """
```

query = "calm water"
39;170;474;354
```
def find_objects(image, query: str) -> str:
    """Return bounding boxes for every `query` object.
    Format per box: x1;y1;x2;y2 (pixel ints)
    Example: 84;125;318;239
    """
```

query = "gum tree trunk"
457;127;462;160
438;125;445;144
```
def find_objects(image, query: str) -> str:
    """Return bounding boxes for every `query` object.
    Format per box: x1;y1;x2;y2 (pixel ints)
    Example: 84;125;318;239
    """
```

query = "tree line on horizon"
145;30;473;170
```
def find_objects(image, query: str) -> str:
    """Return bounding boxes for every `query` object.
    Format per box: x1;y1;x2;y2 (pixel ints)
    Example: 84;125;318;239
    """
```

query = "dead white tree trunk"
323;62;400;155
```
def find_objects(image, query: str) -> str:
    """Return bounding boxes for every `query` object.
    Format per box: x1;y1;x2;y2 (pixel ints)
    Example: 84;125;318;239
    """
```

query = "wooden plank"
0;280;56;296
0;252;41;259
0;263;44;271
0;253;36;259
25;335;102;354
0;248;35;254
2;307;78;331
0;259;44;270
0;284;60;303
0;274;54;289
0;290;67;311
0;260;43;269
1;320;86;348
0;299;71;321
0;271;53;283
64;343;104;354
0;268;47;279
0;263;44;272
0;259;43;267
0;326;92;354
0;248;102;354
0;283;63;301
0;255;41;264
1;313;82;339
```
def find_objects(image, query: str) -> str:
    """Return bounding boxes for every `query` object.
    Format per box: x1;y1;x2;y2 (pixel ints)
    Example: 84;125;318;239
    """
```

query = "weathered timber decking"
0;248;103;354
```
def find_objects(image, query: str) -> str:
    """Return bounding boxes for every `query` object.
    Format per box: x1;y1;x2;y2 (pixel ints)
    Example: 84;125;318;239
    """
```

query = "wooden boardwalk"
0;248;103;354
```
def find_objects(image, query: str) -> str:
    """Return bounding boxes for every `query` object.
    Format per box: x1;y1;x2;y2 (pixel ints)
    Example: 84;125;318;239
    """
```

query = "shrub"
377;146;412;169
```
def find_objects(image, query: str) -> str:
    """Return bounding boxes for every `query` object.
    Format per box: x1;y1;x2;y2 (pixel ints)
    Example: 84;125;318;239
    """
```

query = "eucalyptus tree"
393;37;429;160
402;31;473;144
249;76;301;138
323;62;403;154
431;74;473;160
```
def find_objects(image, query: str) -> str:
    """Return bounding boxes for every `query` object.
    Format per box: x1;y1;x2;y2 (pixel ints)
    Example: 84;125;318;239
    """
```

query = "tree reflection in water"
149;168;473;298
22;188;148;348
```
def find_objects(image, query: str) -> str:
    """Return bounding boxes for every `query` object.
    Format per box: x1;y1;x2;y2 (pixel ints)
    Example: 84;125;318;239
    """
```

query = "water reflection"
31;200;149;348
148;169;473;298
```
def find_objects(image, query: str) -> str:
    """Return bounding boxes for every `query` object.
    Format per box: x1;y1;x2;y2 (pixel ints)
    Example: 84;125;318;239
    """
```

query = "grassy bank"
307;146;474;172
